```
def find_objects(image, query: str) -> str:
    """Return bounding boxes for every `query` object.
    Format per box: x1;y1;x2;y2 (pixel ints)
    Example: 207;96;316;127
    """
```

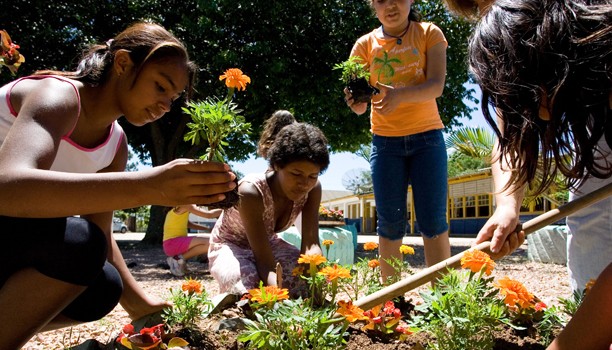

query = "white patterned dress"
208;173;307;295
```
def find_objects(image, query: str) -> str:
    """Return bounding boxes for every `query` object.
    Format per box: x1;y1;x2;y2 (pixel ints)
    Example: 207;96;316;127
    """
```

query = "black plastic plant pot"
347;77;380;104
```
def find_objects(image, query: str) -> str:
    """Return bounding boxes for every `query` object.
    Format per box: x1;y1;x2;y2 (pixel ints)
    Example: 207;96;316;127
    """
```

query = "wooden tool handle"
353;182;612;311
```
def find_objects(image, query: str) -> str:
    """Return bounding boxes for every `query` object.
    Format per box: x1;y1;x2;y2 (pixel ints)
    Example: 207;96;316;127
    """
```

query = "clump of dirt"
348;77;380;104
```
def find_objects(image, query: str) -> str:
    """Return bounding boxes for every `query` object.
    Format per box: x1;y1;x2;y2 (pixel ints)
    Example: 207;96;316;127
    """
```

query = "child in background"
163;204;222;276
208;120;329;296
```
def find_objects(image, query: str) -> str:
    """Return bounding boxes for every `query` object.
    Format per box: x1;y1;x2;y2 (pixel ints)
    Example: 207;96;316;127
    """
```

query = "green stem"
225;87;235;103
330;280;338;306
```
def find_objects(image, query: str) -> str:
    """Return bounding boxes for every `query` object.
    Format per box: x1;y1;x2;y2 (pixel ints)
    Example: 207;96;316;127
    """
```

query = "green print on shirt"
374;48;421;86
374;51;402;85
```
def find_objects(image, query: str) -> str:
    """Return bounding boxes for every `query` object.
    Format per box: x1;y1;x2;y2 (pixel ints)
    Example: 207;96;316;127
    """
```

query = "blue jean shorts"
370;129;448;240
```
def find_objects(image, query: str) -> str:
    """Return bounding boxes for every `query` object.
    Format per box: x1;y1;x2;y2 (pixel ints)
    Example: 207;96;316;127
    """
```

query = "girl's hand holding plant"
183;68;252;208
141;159;236;206
334;56;379;109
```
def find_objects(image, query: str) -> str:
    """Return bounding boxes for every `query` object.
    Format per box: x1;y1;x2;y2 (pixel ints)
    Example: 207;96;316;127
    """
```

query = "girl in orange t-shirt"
344;0;451;282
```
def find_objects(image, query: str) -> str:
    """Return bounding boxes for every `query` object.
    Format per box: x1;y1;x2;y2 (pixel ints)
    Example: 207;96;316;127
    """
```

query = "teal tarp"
278;225;355;265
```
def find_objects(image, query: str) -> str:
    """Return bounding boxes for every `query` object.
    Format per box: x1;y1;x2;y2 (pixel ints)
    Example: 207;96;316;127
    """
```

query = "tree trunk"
142;205;167;245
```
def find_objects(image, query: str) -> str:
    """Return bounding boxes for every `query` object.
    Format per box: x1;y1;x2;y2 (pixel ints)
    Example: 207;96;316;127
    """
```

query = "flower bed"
26;240;580;349
60;240;595;350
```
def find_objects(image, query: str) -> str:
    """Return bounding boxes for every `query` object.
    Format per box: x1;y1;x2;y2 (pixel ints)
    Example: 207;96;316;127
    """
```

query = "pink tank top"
0;75;125;173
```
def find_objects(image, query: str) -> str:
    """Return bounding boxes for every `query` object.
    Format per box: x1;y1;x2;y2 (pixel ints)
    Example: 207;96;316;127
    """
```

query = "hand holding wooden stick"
351;182;612;312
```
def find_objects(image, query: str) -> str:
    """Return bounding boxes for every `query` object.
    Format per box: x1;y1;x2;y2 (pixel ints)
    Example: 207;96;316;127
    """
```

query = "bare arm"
474;114;526;257
300;181;323;256
186;204;223;219
238;182;278;286
0;81;235;218
82;142;168;320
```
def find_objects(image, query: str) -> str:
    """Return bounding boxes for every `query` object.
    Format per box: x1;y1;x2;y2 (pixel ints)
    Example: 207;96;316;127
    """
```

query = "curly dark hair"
468;0;612;194
267;123;330;173
257;110;297;159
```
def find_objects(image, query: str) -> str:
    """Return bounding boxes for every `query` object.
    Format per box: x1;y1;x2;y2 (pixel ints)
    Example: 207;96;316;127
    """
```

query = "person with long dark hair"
468;1;611;348
0;22;235;348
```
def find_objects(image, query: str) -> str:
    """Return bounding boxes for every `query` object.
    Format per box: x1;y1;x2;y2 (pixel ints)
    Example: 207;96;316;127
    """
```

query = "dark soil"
348;77;380;104
168;307;550;350
207;177;240;209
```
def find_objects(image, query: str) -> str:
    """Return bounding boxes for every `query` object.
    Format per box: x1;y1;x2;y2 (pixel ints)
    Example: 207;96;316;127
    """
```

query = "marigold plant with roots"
183;68;252;208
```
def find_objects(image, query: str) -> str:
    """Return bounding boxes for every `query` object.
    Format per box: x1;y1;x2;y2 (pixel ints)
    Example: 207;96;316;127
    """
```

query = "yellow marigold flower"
495;276;534;309
363;242;379;251
292;266;305;276
297;254;327;266
399;245;415;255
461;249;496;275
248;285;289;304
322;239;335;247
368;259;380;269
584;278;596;295
337;300;368;322
318;264;351;281
219;68;251;91
181;278;202;295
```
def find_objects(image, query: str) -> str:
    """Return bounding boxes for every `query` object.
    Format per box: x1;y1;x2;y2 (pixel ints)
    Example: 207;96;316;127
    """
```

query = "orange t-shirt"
350;21;447;137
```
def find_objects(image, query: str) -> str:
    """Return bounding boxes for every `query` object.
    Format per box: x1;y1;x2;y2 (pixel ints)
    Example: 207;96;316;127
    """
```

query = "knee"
377;218;406;241
67;217;107;263
39;217;108;285
62;262;123;322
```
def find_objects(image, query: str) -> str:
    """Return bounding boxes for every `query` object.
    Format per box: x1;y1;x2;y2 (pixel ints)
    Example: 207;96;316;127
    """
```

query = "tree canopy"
1;0;477;242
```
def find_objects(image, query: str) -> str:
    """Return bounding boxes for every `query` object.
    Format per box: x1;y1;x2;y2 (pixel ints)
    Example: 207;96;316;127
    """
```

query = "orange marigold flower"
181;278;202;294
248;285;289;304
399;245;415;255
219;68;251;91
322;239;335;247
318;264;351;281
461;249;496;275
495;276;534;308
1;30;25;73
337;300;368;322
368;259;380;269
297;253;327;266
584;278;596;295
292;266;305;276
363;242;379;251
